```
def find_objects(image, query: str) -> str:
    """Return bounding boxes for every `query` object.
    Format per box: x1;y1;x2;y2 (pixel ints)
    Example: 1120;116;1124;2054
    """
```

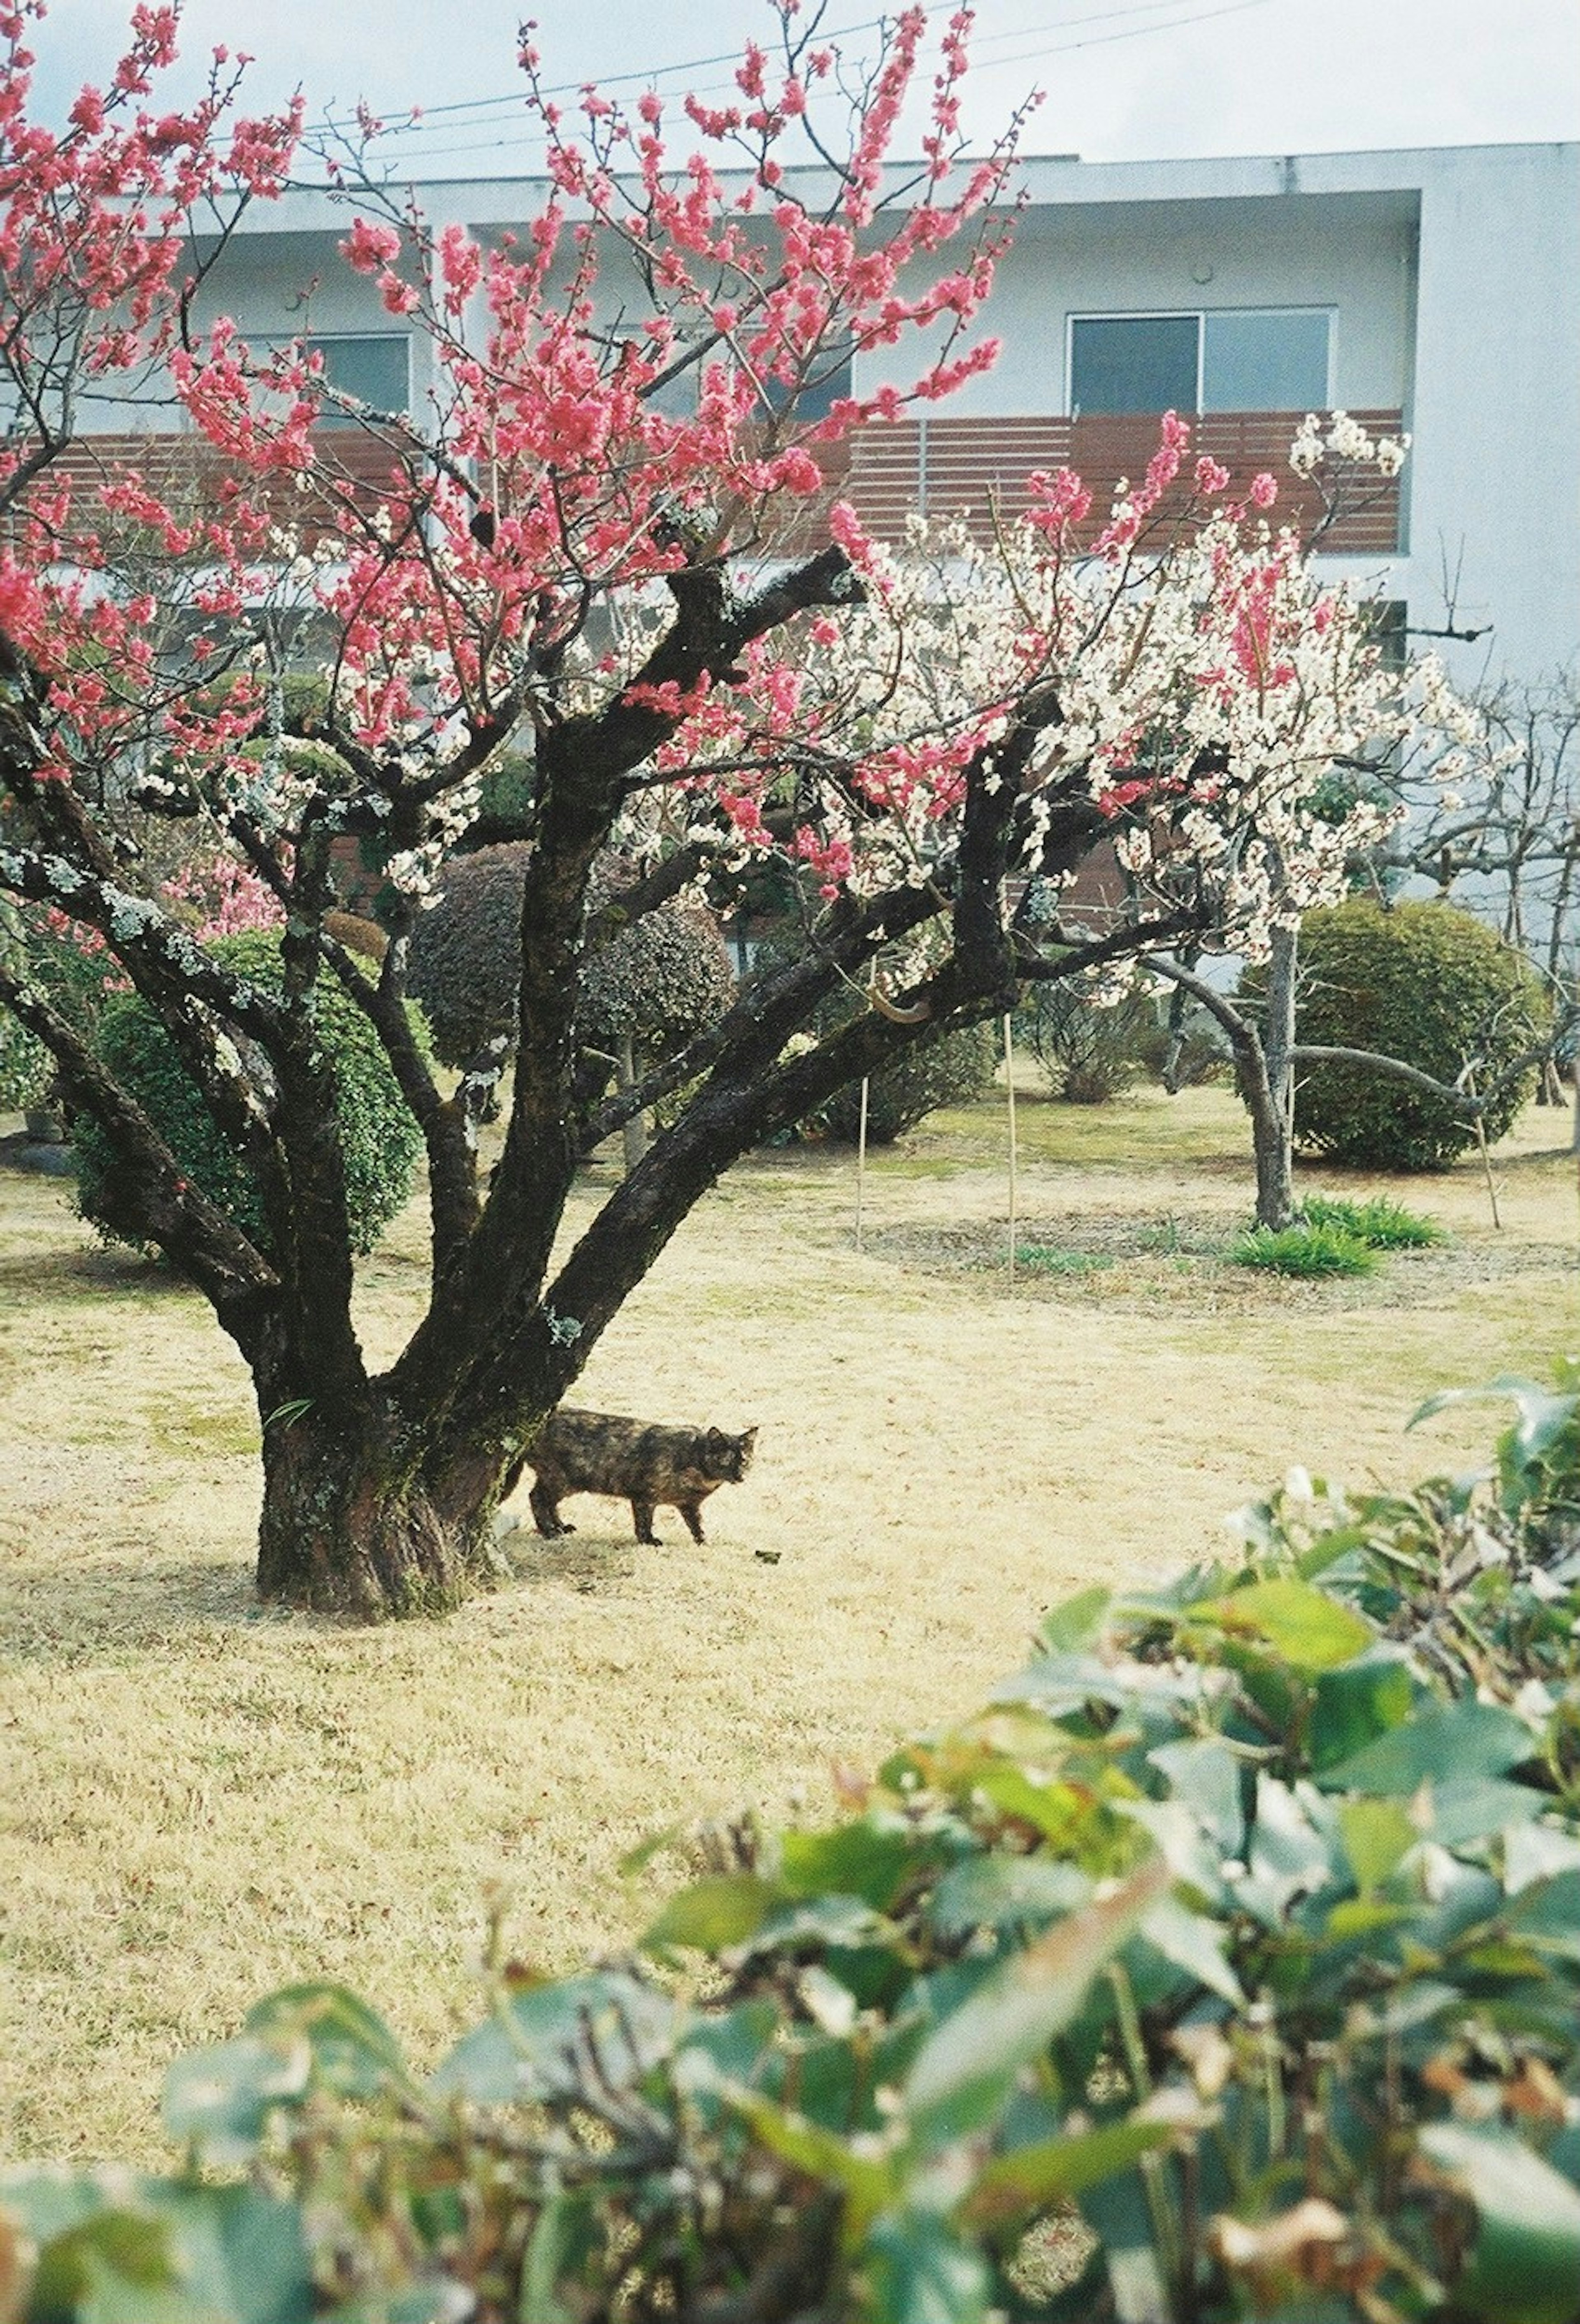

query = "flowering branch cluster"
634;414;1438;964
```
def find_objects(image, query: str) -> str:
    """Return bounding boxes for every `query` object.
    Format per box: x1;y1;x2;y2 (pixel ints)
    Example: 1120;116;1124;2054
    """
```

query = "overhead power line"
321;0;1280;169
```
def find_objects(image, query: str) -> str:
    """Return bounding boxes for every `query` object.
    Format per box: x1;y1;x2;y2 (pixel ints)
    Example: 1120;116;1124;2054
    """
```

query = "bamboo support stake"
854;1076;870;1252
1004;1014;1018;1288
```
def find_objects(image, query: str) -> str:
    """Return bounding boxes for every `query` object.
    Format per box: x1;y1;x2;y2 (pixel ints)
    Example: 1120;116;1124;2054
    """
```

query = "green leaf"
1420;1775;1545;1849
1310;1650;1416;1772
431;1971;674;2105
1323;1897;1415;1941
517;2187;601;2324
323;2291;473;2323
969;1763;1122;1854
1506;1870;1580;1963
1238;1777;1336;1926
902;1860;1169;2152
1410;1375;1580;1517
1080;2168;1173;2324
1192;1578;1373;1672
1338;1796;1417;1893
1418;2124;1580;2324
1136;1894;1244;2004
1317;1699;1535;1796
1147;1739;1243;1852
13;2178;314;2324
0;2171;115;2253
1036;1588;1113;1654
669;2000;783;2104
726;2088;896;2240
162;2035;311;2168
142;2185;314;2324
859;2211;993;2324
30;2210;182;2320
927;1856;1091;1943
960;2117;1176;2231
779;1817;920;1912
243;1983;416;2104
1505;1826;1580;1892
641;1873;780;1959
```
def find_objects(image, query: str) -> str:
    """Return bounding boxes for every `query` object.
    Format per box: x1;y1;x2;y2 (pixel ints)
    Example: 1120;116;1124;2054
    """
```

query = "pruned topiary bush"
73;932;426;1258
406;842;733;1079
1290;898;1550;1169
9;1368;1580;2322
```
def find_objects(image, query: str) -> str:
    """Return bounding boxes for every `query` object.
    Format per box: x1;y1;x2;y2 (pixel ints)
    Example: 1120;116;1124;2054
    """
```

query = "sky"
26;0;1580;177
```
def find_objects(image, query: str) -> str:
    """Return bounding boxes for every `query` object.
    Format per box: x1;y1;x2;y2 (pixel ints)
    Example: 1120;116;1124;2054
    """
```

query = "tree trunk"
1249;923;1300;1230
256;1401;510;1619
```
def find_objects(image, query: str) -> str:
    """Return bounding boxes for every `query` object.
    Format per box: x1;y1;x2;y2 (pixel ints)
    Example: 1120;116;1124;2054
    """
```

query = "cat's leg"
680;1499;706;1544
530;1480;574;1538
632;1499;661;1546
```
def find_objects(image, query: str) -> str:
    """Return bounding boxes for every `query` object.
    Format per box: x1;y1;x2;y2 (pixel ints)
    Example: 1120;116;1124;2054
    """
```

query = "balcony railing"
26;427;413;547
22;408;1404;561
838;409;1405;556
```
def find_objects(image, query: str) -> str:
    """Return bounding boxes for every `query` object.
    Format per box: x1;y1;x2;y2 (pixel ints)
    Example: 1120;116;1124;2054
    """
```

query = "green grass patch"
1298;1193;1447;1250
1011;1243;1116;1278
1231;1221;1379;1278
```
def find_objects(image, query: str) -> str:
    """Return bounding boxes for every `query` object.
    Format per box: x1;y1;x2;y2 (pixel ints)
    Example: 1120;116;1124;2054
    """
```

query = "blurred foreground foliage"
6;1367;1580;2322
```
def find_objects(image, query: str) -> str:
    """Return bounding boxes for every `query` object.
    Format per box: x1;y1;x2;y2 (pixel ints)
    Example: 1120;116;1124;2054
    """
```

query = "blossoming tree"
0;0;1445;1614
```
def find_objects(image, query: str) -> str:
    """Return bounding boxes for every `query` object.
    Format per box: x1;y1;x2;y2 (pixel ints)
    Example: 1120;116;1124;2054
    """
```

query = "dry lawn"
2;1083;1577;2161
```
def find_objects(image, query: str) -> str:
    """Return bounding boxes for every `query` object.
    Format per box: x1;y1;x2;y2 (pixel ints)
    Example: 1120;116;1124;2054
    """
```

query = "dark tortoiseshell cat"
523;1408;757;1545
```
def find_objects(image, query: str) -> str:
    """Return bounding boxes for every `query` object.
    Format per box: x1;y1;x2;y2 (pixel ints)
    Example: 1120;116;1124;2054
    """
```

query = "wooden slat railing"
12;408;1404;560
839;408;1404;555
9;427;416;546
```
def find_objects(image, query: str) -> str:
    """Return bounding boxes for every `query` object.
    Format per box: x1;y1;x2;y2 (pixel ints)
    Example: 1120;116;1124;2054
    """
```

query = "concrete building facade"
72;139;1580;695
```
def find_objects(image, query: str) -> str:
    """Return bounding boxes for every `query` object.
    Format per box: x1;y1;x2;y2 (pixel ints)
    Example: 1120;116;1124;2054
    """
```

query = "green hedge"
6;1366;1580;2322
406;843;733;1074
73;932;425;1258
1290;899;1549;1169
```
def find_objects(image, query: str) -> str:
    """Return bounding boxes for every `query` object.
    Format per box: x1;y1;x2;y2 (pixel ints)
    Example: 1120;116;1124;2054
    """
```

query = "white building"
910;140;1580;694
76;139;1580;695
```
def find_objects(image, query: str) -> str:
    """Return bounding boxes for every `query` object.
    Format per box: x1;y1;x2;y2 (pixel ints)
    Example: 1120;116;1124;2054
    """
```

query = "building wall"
1404;143;1580;688
849;141;1579;691
82;141;1580;694
885;188;1417;418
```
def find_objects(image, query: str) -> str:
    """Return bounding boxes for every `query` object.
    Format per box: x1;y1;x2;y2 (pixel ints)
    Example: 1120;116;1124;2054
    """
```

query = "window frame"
1066;306;1334;418
301;332;412;420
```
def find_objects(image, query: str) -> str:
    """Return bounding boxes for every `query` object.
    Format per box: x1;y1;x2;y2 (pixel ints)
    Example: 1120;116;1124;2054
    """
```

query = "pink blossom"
439;223;482;314
68;87;106;136
341;215;401;274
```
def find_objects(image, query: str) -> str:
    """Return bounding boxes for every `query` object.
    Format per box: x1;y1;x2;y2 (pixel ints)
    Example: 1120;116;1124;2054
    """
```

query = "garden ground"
1;1081;1576;2159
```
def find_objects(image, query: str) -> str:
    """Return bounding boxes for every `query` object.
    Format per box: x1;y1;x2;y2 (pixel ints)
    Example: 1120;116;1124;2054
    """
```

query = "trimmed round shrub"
74;932;425;1257
1288;899;1550;1170
406;844;733;1071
